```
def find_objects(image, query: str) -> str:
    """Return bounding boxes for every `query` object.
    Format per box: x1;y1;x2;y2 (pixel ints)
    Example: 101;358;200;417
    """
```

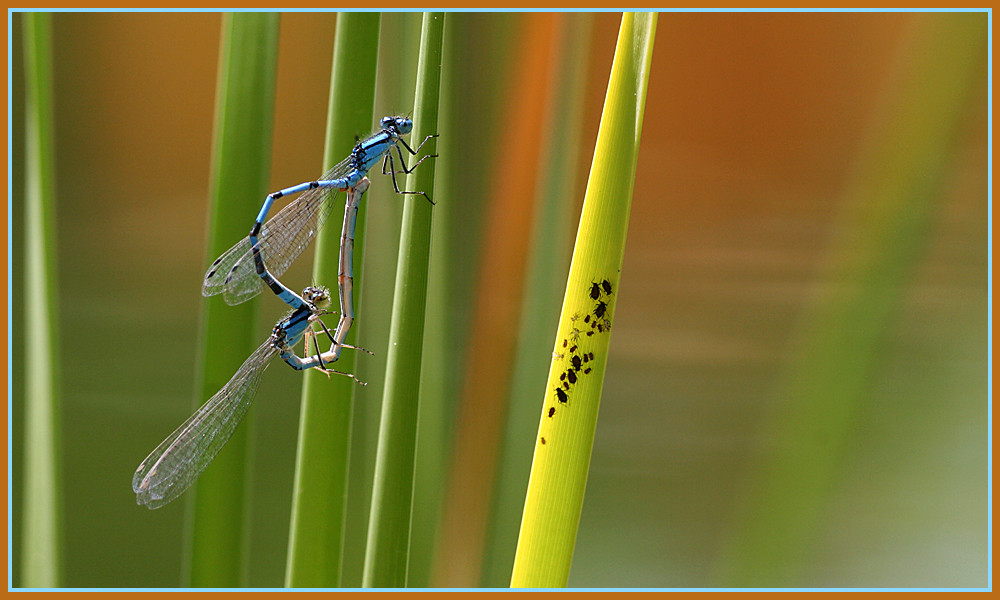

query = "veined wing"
224;185;344;305
132;339;277;509
201;155;356;305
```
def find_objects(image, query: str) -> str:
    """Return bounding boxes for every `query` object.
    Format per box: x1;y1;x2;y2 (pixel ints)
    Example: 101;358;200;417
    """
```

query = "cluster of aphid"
548;278;614;419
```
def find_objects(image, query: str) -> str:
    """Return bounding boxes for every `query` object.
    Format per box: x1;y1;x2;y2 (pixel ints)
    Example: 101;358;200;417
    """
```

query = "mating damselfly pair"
133;116;436;509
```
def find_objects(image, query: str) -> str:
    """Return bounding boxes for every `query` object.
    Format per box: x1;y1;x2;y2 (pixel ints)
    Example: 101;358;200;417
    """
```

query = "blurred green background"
10;12;988;588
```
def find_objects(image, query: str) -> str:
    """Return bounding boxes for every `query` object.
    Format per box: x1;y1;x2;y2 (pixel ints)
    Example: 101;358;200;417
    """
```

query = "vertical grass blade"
285;11;380;588
509;12;657;588
715;13;986;587
340;12;421;588
337;11;421;587
432;13;557;587
185;12;279;587
21;11;62;588
408;13;518;588
362;12;445;588
481;12;595;588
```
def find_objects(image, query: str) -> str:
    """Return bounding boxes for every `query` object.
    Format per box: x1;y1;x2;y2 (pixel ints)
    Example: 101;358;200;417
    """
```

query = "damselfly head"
382;115;413;135
302;286;331;309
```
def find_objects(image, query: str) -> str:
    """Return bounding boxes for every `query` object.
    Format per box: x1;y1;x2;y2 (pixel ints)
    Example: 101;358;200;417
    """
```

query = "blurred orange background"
10;12;988;588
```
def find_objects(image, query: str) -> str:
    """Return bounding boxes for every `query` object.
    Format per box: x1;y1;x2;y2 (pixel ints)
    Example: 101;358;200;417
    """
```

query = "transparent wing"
222;185;343;305
132;339;278;509
201;236;252;299
201;155;356;305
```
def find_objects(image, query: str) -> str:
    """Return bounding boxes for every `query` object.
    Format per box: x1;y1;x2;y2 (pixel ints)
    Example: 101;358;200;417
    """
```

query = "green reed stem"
285;11;380;588
362;12;444;588
21;11;63;588
510;12;657;588
340;11;422;588
410;12;517;588
186;12;279;587
482;12;594;588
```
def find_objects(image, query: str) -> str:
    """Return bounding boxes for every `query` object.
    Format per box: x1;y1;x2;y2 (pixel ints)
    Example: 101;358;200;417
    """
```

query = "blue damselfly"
133;182;376;509
203;116;436;306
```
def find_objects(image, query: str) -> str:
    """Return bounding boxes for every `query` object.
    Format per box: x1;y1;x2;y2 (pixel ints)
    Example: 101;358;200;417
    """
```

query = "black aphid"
555;387;569;404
